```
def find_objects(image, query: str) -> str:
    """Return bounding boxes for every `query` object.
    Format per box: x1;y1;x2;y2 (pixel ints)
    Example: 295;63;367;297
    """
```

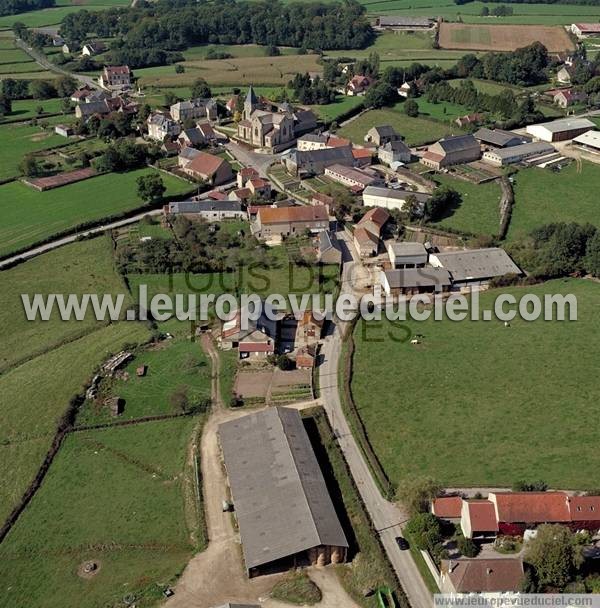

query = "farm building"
473;128;530;149
526;118;596;142
253;205;329;240
179;151;234;185
375;16;434;31
380;268;451;297
365;125;402;147
354;227;380;258
482;142;555;167
387;242;428;269
378;140;412;166
571;23;600;38
284;146;355;177
218;407;348;577
440;558;524;594
164;200;244;221
431;496;463;524
238;331;275;359
420;134;481;170
429;248;522;284
454;113;485;128
572;130;600;154
345;74;375;96
458;492;600;539
553;89;587;109
54;124;74;137
295;310;324;347
363;186;429;212
81;40;106;56
324;164;381;190
318;230;343;265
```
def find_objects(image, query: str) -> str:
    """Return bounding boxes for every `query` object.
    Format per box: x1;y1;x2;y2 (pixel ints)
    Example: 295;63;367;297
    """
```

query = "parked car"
395;536;409;550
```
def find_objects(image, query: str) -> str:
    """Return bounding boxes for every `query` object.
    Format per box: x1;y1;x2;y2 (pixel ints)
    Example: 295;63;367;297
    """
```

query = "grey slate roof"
486;141;555;161
372;125;398;138
179;147;202;161
378;16;432;27
219;407;348;571
473;128;530;148
437;134;480;153
532;117;595;134
292;146;355;166
168;200;242;214
319;230;342;255
433;248;522;282
384;268;451;289
381;139;411;153
363;186;430;203
388;242;428;257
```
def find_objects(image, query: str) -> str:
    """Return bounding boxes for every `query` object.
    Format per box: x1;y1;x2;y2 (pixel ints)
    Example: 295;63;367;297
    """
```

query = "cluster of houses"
431;491;600;594
218;300;324;365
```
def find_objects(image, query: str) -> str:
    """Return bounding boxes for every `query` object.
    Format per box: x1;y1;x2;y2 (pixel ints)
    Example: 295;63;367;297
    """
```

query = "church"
236;86;317;151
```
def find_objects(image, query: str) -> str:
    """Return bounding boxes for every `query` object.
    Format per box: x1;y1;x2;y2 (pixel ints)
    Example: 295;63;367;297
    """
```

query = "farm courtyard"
350;279;599;490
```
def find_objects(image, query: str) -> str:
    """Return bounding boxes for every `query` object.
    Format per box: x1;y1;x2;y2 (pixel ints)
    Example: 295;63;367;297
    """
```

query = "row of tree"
0;0;52;17
59;0;374;69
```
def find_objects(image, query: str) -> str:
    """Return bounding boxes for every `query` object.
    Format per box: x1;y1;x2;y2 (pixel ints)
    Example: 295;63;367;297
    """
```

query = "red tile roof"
442;558;524;593
105;65;130;75
575;23;600;33
490;492;571;523
568;496;600;521
327;136;351;148
466;500;499;532
353;226;379;246
312;192;334;206
207;190;227;200
422;151;444;163
359;206;390;229
239;342;274;353
185;151;227;178
248;178;269;188
257;205;328;225
240;167;259;178
352;148;374;159
432;496;463;519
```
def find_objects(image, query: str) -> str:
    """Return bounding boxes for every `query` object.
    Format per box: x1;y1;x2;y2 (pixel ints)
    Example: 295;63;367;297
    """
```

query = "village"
1;3;600;608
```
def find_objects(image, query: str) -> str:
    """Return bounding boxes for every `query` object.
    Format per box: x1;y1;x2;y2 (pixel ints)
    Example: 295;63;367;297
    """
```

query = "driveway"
224;140;283;177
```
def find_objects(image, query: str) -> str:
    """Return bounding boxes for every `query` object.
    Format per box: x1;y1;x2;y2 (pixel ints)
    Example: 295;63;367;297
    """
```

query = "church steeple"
244;85;258;120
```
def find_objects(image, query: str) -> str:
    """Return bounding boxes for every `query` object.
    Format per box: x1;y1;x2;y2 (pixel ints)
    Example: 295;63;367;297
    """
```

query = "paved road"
318;233;433;608
224;140;282;178
15;38;101;89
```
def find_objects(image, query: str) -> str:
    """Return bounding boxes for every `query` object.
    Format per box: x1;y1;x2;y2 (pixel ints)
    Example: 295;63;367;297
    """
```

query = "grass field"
351;279;600;489
310;95;364;123
0;4;120;28
448;78;523;96
338;103;466;147
439;22;575;53
430;174;501;236
0;119;74;181
0;168;192;258
508;162;600;241
77;337;212;424
415;98;470;122
0;236;131;373
0;416;201;608
182;43;300;61
354;0;600;25
0;321;151;526
136;53;323;87
0;97;66;123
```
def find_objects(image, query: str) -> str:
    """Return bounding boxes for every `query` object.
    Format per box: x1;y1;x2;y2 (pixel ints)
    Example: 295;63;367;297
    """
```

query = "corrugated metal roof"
436;134;479;154
485;141;554;161
219;408;348;571
473;128;530;148
529;117;595;134
363;186;430;203
384;268;451;289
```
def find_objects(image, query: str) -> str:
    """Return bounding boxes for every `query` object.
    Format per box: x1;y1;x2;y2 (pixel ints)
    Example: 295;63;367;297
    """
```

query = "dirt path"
165;335;359;608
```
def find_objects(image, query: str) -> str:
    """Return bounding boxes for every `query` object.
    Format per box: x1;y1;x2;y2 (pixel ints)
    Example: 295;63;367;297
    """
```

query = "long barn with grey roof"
218;407;348;576
429;248;522;283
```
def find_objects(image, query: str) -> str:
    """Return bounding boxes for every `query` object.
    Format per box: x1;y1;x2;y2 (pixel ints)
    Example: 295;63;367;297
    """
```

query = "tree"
175;64;184;74
0;93;11;116
404;98;419;117
164;91;178;106
424;186;461;222
457;536;479;557
169;385;189;413
525;524;584;590
29;79;56;100
136;173;165;202
19;154;40;177
512;480;548;492
396;476;442;516
404;512;442;550
55;75;77;97
191;77;211;99
266;45;281;56
480;5;489;16
365;82;397;109
584;230;600;277
276;354;294;371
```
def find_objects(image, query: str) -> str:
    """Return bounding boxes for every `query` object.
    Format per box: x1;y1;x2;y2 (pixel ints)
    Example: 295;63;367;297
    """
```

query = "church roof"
245;85;258;106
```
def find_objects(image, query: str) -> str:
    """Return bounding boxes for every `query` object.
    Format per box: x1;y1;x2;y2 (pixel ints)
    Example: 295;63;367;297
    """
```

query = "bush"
405;512;442;551
457;536;479;558
512;480;548;492
271;570;322;605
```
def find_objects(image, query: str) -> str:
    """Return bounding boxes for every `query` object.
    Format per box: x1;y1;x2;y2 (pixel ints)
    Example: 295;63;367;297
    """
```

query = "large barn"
219;407;349;577
526;118;596;143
